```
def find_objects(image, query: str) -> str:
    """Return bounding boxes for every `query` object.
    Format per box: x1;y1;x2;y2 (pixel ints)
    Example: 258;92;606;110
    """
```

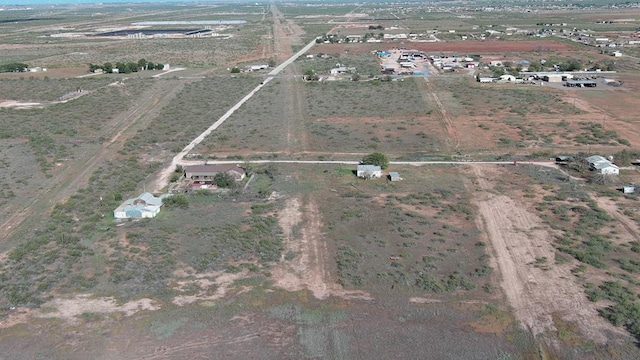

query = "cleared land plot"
0;140;47;223
197;76;444;157
122;76;261;159
297;53;381;78
430;77;634;152
316;165;492;298
302;79;443;154
0;77;116;102
468;163;640;350
0;78;153;173
194;78;292;156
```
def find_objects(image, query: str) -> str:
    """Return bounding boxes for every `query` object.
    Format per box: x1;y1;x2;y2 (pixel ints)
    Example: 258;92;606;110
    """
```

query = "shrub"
362;152;389;170
163;194;189;209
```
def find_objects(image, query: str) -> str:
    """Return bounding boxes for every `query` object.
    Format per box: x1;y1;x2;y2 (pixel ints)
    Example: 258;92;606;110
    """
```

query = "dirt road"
273;197;371;300
592;194;640;243
469;164;623;344
422;77;460;150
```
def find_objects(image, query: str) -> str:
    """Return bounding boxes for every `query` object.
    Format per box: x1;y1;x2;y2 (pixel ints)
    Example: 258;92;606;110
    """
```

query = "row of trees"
88;58;164;74
0;62;29;73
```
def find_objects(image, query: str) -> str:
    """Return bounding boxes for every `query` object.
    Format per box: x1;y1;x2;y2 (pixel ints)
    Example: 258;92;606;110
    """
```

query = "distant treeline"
88;59;164;74
0;63;29;73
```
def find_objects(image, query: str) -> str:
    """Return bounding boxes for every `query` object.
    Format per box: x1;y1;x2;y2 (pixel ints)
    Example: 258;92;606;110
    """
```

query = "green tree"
115;62;126;73
126;62;139;72
88;63;100;72
137;58;147;70
491;67;505;77
102;62;113;73
0;62;28;73
528;62;542;72
213;173;236;188
230;67;241;73
362;152;389;169
303;69;319;81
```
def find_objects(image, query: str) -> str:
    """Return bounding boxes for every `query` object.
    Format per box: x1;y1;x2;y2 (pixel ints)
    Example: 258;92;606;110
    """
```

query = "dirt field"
469;164;623;344
313;39;579;56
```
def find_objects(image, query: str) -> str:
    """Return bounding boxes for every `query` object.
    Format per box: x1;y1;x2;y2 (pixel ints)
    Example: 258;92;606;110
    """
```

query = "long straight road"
152;33;319;191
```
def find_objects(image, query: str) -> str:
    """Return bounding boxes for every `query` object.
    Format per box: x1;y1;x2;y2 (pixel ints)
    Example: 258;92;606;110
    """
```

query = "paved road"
173;159;558;167
153;36;320;192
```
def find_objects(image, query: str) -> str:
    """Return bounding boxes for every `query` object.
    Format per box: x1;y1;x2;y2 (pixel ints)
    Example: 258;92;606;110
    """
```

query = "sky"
0;0;246;6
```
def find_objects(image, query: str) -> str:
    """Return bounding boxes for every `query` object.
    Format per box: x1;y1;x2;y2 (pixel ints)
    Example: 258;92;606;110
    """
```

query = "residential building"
586;155;619;175
114;192;164;219
357;165;382;179
184;165;246;182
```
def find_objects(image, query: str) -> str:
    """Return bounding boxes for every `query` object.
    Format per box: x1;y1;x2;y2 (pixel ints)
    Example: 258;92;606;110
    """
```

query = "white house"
499;74;516;82
586;155;619;175
594;162;620;175
330;66;356;76
357;165;382;179
114;192;164;219
477;77;496;83
250;64;269;71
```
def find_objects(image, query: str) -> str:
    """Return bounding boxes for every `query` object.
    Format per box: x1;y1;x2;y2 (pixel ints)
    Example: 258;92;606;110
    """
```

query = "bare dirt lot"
469;164;623;344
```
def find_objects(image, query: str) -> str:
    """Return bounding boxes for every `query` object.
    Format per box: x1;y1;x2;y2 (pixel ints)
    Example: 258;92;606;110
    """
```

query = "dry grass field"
1;2;640;359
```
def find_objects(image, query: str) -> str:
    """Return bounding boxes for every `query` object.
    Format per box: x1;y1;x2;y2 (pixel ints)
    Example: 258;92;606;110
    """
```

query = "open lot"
1;1;640;359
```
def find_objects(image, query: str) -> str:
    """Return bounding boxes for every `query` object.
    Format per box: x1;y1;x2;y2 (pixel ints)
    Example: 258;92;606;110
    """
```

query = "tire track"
424;77;460;150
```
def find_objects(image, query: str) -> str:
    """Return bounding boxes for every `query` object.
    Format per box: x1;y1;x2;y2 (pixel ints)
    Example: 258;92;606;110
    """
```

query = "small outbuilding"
623;185;636;194
499;74;516;82
566;80;597;88
389;172;402;182
357;164;382;179
555;155;573;163
542;74;563;83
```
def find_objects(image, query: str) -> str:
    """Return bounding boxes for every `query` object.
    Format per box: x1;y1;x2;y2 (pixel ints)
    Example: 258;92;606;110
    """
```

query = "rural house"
357;164;382;179
114;192;164;219
184;164;246;182
586;155;619;175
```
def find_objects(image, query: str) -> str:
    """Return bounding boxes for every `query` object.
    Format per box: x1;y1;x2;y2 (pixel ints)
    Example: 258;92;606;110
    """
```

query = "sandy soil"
172;270;252;306
35;294;159;323
272;197;372;300
0;100;43;109
469;164;624;344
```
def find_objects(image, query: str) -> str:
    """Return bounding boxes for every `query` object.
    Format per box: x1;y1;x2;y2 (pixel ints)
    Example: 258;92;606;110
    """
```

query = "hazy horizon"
0;0;255;6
